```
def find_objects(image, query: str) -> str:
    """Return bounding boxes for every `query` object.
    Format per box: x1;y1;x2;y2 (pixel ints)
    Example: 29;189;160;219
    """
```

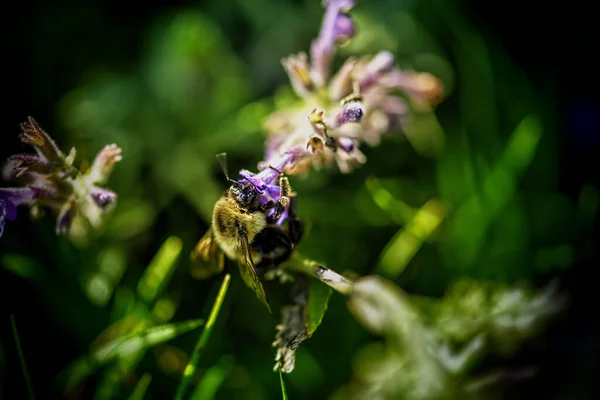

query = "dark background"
2;0;599;399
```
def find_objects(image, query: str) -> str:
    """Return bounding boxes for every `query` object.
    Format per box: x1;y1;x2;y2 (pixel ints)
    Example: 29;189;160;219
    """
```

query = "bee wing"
239;236;272;313
190;227;225;279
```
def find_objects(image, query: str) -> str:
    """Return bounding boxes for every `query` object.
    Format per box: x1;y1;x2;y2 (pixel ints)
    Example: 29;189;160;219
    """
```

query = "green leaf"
137;236;183;304
64;319;204;389
189;355;234;400
2;254;46;283
128;373;152;400
364;177;417;225
175;274;231;400
279;370;289;400
305;278;333;337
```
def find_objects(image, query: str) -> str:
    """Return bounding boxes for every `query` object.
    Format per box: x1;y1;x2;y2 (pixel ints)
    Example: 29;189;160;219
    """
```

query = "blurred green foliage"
1;0;593;399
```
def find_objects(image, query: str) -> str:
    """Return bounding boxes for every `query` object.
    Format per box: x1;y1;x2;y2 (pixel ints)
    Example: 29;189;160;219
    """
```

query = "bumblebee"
191;157;303;312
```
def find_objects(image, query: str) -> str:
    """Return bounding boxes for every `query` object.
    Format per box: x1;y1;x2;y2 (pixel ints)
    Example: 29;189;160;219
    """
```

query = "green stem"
174;274;231;400
10;315;35;400
279;370;289;400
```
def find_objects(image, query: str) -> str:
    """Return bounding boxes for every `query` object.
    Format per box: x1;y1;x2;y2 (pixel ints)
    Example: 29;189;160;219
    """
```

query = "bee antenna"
216;153;243;187
216;152;231;181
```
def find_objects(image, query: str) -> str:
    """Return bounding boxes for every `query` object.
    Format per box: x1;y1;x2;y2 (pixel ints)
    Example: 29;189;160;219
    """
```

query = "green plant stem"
279;370;289;400
10;315;35;400
284;257;354;295
174;274;231;400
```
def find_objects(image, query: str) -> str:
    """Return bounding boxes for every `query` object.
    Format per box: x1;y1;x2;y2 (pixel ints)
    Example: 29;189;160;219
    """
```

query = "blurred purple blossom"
1;117;121;238
0;187;34;237
261;0;444;175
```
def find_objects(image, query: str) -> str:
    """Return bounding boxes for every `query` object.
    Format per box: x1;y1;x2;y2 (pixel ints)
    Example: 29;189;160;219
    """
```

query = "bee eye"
238;192;252;203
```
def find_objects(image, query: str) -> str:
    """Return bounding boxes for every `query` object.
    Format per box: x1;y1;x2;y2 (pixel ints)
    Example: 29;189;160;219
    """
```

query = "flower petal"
335;143;366;173
335;99;364;126
87;144;122;185
328;57;357;100
357;51;395;91
379;70;444;107
0;187;35;212
91;187;117;208
8;154;51;178
1;199;17;222
281;53;315;99
19;117;65;165
333;13;355;45
310;0;356;87
56;201;76;235
0;187;35;238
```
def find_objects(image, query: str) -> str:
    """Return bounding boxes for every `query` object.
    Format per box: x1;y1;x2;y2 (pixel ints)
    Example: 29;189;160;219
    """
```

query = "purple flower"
0;188;34;237
1;117;122;237
261;2;444;177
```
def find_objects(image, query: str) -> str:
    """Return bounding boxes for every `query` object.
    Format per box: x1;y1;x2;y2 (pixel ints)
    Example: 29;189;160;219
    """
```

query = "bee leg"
279;175;292;197
260;200;275;213
267;176;292;224
286;196;304;245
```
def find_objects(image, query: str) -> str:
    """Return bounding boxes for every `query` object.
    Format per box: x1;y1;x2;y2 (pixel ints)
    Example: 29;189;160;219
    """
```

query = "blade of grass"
448;115;542;268
128;373;152;400
137;236;183;304
64;319;204;389
376;198;446;278
93;236;184;399
365;176;417;225
189;355;234;400
279;370;289;400
10;315;35;400
174;274;231;400
85;237;184;400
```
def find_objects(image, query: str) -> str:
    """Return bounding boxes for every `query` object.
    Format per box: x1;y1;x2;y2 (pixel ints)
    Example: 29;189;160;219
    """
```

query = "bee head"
229;181;257;207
